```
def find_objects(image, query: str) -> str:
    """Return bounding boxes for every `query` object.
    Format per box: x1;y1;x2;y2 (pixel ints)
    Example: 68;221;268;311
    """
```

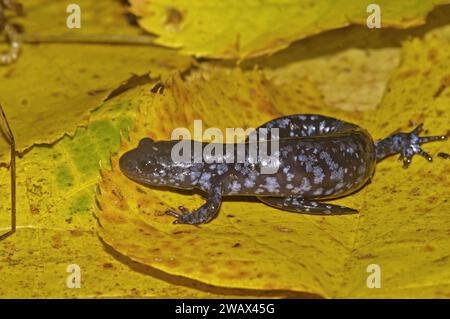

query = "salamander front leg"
375;124;447;168
165;186;223;224
258;196;358;215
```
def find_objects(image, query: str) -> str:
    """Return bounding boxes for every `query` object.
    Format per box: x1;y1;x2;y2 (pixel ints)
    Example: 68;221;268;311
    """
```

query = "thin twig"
0;103;16;240
17;33;156;45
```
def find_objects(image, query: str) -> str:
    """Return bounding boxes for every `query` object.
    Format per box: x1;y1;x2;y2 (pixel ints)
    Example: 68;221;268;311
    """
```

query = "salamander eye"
138;159;152;169
138;138;154;148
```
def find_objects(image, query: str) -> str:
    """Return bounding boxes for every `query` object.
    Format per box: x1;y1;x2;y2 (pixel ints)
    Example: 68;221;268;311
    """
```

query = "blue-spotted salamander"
119;114;447;224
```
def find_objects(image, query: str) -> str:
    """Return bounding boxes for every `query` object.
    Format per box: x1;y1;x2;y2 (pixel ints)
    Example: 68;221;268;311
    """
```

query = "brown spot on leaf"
103;263;114;269
358;253;377;259
136;187;147;193
232;95;251;108
433;75;450;98
399;69;419;79
88;89;107;96
30;204;40;215
427;48;438;62
135;220;159;235
165;257;180;268
218;270;250;280
433;255;449;265
437;152;450;160
111;188;128;210
172;230;191;235
51;233;62;249
165;7;183;26
101;211;127;224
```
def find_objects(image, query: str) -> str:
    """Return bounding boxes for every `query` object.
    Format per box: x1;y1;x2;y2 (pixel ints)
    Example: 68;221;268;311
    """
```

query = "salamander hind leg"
258;196;358;215
375;124;447;168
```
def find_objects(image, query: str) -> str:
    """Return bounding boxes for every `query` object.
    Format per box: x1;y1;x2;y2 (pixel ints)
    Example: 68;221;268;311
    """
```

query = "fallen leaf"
340;37;450;298
243;4;450;111
0;0;194;163
11;0;144;37
1;1;449;299
96;35;449;296
0;86;243;298
95;68;365;296
130;0;450;59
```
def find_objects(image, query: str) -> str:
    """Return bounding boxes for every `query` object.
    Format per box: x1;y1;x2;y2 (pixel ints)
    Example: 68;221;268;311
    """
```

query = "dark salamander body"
119;114;447;224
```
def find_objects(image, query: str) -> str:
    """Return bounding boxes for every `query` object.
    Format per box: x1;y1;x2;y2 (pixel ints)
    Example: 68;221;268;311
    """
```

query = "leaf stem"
14;33;157;45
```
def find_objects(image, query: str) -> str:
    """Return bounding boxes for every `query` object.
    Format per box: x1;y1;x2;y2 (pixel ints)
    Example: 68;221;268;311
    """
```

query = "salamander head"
119;138;202;189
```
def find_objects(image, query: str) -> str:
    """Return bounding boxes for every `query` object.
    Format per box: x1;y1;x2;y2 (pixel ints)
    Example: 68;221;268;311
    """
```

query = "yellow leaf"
243;4;450;111
342;37;450;298
96;68;365;296
0;0;194;164
96;35;449;296
0;87;237;298
130;0;450;59
0;44;193;164
12;0;144;37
